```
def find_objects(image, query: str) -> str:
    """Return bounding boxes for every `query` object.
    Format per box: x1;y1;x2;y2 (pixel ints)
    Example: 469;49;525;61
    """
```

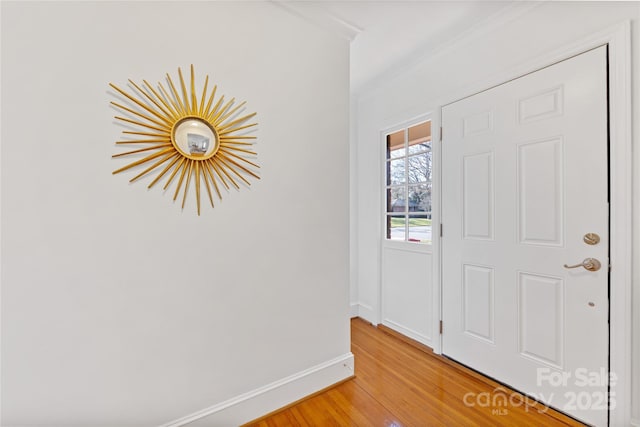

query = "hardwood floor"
244;318;585;426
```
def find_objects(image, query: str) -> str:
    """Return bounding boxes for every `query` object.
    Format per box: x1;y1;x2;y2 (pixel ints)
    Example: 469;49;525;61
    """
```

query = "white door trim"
434;21;632;425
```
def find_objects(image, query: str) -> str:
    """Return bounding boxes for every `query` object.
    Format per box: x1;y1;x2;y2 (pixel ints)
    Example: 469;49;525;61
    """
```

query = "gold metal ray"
162;157;187;190
214;100;246;127
206;95;225;122
112;144;172;158
117;139;171;145
128;79;175;124
219;146;257;156
143;80;179;120
166;73;187;115
210;97;235;125
195;161;202;214
198;75;209;117
220;135;257;140
112;147;175;175
217;156;251;186
208;159;230;190
111;101;171;130
190;65;198;116
203;161;222;199
157;82;183;118
182;160;194;209
173;159;190;201
115;116;169;134
218;122;257;136
212;159;240;189
217;152;260;179
110;66;258;213
217;150;260;169
217;112;257;133
109;83;173;126
123;130;170;138
203;84;218;118
200;161;215;208
148;154;182;189
220;141;254;147
130;151;178;183
177;67;190;115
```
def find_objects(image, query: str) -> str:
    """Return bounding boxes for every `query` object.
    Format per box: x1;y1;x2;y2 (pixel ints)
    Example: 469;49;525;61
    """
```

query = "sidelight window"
385;120;432;244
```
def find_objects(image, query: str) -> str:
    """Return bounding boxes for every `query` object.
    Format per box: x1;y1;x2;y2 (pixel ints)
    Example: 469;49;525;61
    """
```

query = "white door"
442;46;609;426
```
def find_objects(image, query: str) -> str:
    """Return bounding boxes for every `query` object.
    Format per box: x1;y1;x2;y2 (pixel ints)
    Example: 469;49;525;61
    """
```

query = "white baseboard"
354;302;376;324
349;303;359;318
382;318;432;348
158;352;355;427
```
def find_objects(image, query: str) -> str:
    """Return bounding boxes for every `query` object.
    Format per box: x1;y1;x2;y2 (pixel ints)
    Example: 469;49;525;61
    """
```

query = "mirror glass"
172;118;219;159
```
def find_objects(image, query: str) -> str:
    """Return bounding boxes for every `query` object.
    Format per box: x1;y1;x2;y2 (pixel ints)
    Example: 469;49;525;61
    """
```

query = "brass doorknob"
564;258;601;272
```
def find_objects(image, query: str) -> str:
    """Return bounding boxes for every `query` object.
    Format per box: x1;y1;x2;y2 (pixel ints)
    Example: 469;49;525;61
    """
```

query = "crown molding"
353;1;542;96
270;0;362;41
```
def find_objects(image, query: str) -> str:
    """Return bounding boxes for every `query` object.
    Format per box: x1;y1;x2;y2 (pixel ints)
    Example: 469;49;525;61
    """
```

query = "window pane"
387;130;405;160
408;121;430;142
387;215;406;241
383;119;433;245
407;152;431;183
387;186;406;213
408;215;432;244
388;158;405;185
407;183;432;213
408;121;431;154
389;146;406;159
408;141;431;154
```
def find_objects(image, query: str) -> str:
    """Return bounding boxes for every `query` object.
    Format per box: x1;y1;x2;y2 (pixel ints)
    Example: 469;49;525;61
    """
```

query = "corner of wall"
350;94;360;313
349;303;359;318
354;302;376;325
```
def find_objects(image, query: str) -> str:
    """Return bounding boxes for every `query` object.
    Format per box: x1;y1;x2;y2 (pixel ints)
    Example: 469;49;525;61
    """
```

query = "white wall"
1;2;351;426
353;1;640;424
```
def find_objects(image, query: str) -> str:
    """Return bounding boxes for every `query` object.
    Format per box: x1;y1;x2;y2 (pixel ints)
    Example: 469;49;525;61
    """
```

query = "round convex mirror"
172;117;219;160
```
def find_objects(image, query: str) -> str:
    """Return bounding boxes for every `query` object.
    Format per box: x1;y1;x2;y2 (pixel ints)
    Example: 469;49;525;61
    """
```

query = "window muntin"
385;121;432;244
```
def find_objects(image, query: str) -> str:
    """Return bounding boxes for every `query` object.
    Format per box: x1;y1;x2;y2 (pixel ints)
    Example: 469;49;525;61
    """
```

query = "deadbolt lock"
583;233;600;245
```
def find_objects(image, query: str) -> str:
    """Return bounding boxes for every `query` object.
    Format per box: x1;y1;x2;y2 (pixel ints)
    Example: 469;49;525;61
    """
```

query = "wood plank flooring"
244;318;586;426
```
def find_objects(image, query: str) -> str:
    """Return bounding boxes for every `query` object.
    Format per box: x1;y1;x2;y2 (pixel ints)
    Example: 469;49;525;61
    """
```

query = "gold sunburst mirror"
109;65;259;215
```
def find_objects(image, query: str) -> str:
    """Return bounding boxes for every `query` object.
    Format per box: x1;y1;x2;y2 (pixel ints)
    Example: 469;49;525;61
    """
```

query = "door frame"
433;21;632;425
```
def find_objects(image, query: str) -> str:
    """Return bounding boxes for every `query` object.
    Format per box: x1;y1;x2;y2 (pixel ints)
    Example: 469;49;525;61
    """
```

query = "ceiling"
277;1;517;93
